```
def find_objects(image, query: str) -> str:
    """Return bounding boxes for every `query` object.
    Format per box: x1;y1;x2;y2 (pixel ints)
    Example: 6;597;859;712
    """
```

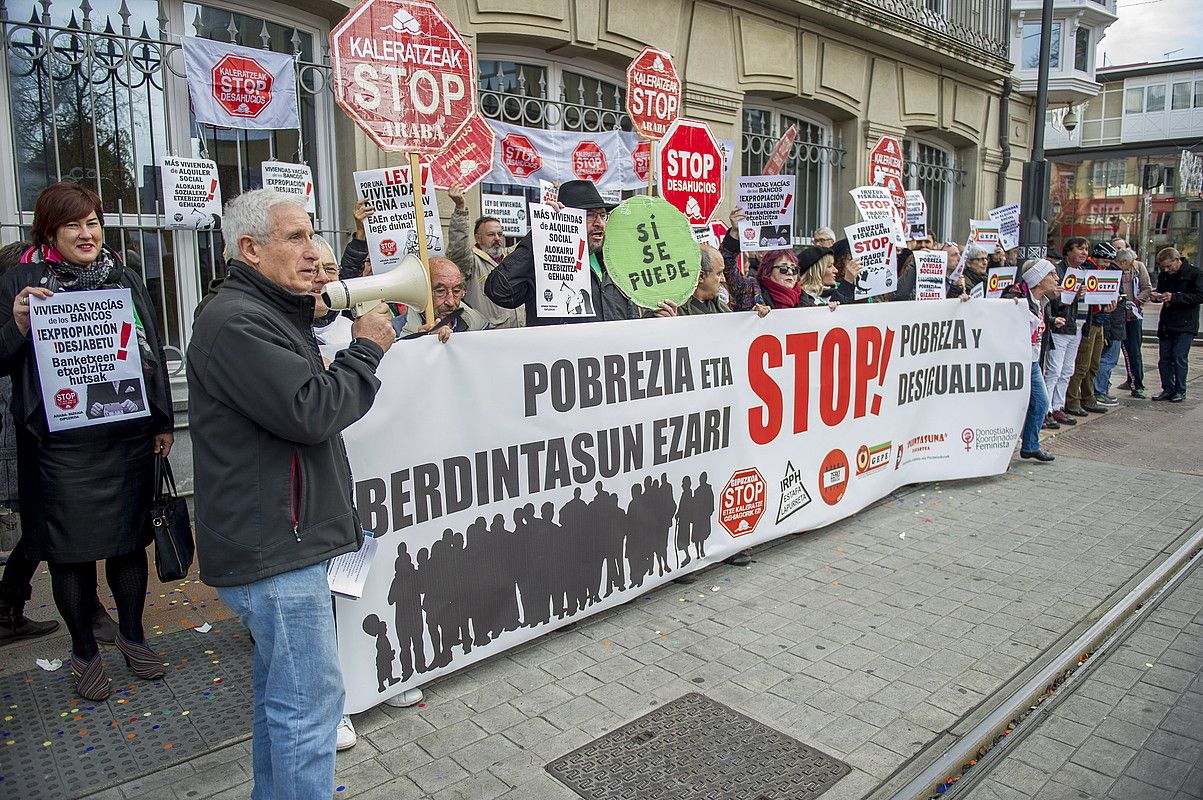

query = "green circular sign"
602;195;700;309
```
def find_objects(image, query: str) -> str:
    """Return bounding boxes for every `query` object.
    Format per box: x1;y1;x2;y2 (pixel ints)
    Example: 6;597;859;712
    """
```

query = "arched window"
741;106;845;242
903;137;963;242
476;48;634;205
0;0;338;358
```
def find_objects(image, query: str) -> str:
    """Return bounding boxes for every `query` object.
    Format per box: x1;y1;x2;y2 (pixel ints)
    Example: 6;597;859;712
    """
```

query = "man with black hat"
1065;240;1117;414
485;180;675;324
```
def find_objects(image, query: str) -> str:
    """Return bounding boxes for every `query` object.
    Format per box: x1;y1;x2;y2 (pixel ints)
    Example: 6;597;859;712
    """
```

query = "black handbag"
150;454;194;582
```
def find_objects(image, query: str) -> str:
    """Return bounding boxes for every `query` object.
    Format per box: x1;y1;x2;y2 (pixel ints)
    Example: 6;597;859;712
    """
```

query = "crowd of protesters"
0;177;1201;800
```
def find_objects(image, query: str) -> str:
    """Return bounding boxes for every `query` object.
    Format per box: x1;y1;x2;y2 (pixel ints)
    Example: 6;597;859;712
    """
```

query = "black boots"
0;584;60;645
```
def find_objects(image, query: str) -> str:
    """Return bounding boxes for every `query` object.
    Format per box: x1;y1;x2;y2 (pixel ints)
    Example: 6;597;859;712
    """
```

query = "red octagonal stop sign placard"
719;467;766;537
572;141;607;182
657;118;723;226
626;46;681;140
425;116;495;191
330;0;477;153
501;133;541;178
212;54;273;119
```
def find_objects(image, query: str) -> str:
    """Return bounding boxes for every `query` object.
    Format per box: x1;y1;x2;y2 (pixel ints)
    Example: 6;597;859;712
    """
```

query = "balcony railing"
859;0;1011;60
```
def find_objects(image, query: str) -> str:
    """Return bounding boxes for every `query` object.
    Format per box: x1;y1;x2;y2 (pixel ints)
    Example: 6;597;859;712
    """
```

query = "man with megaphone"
187;189;397;800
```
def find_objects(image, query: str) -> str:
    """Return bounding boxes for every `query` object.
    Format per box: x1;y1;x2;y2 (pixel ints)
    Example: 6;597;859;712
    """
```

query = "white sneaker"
383;687;423;708
336;715;356;751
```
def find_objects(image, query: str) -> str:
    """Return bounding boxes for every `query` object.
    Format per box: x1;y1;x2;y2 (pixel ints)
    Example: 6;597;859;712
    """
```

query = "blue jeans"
1022;361;1050;452
217;563;344;800
1094;339;1123;396
1159;332;1193;396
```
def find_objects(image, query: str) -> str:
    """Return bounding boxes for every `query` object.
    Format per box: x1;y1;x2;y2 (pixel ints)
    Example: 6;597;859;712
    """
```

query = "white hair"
311;233;337;263
964;244;990;260
222;189;309;261
813;227;836;241
1114;247;1136;264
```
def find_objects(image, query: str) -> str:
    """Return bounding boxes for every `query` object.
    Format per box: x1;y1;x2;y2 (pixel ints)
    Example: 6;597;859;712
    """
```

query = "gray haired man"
188;189;395;798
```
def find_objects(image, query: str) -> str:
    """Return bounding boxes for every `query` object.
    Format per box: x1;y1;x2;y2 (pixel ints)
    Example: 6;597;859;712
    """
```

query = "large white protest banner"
353;165;444;273
530;203;590;318
334;299;1031;712
481;194;528;237
735;175;796;252
29;289;150;433
1083;269;1122;304
261;161;315;213
844;219;898;300
159;157;221;229
181;37;299;130
915;250;948;301
850;186;907;247
988;203;1021;251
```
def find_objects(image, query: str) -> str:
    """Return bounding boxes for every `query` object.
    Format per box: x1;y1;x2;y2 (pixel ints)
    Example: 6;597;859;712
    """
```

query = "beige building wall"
314;0;1032;241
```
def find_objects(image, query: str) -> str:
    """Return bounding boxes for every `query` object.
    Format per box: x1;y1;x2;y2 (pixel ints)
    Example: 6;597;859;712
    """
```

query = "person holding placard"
486;181;645;324
796;247;839;308
1003;259;1061;462
947;244;989;298
829;239;863;305
446;183;524;329
0;182;174;700
1065;241;1118;415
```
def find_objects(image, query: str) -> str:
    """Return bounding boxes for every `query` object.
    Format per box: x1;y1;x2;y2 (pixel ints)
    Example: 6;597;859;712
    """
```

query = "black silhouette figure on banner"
675;476;694;566
367;471;722;684
362;614;400;693
388;542;425;681
691;472;715;559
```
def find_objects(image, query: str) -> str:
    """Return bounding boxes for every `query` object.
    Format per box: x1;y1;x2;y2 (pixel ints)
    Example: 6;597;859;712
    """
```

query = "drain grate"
0;624;252;799
546;692;850;800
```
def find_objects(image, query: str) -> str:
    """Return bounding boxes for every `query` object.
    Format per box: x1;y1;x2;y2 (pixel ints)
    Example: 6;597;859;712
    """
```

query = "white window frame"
477;45;629;132
740;103;836;244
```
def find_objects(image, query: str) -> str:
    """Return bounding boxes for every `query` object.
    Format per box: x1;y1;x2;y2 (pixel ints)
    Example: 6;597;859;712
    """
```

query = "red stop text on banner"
747;325;896;445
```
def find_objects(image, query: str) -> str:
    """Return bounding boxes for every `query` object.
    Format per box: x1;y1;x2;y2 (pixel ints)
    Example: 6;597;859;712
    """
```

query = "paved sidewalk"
964;561;1203;800
68;449;1203;800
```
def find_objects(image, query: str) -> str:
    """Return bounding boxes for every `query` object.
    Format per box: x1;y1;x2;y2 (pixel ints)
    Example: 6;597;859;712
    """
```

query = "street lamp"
1018;0;1057;262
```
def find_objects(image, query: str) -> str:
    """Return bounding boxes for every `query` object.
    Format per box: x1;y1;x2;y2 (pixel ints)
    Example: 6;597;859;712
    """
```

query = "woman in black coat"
0;182;174;699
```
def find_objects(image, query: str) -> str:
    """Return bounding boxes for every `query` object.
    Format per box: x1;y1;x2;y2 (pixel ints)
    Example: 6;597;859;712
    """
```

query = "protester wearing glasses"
397;257;489;337
947;244;989;297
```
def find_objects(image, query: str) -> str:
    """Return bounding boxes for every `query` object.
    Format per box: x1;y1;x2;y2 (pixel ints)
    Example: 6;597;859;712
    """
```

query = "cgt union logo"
962;426;1016;452
855;441;891;475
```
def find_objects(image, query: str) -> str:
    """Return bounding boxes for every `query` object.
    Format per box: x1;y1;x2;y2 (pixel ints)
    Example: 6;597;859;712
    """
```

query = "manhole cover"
545;693;850;800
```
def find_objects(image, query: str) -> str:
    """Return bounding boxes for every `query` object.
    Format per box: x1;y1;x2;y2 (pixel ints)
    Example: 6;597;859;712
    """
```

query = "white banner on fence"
30;288;150;432
353;165;444;273
160;156;221;229
915;250;948;301
530;203;591;318
261;161;315;213
481;194;529;237
487;120;644;193
736;175;796;252
181;37;299;130
334;300;1031;712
